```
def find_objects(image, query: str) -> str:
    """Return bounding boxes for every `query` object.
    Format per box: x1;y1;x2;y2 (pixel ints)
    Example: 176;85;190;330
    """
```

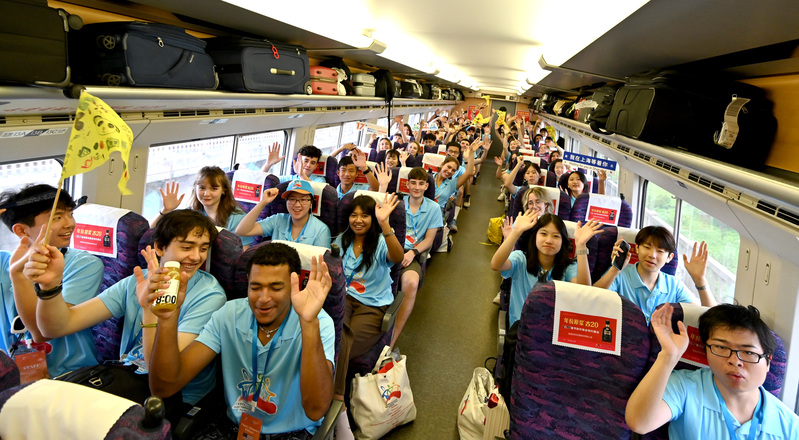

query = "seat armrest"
382;290;405;332
497;310;507;358
311;398;345;440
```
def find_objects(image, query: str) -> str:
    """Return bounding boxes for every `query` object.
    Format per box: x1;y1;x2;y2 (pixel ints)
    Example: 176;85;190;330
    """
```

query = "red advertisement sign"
628;243;640;265
313;160;326;176
587;206;618;224
311;194;321;216
233;181;263;203
398;177;410;194
516;111;531;122
683;325;709;366
73;223;115;256
354;169;368;184
557;311;617;351
468;105;478;120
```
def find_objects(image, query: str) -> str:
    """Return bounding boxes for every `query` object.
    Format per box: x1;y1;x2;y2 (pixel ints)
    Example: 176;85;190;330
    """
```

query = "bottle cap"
164;261;181;269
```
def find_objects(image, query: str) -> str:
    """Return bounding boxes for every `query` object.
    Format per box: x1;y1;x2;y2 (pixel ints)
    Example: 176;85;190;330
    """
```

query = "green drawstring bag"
487;215;505;245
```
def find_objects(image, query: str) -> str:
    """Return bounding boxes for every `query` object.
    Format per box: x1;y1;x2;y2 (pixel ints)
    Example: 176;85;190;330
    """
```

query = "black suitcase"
371;69;396;101
399;80;422;98
605;70;776;168
420;83;432;99
70;22;217;89
207;37;310;94
0;0;82;87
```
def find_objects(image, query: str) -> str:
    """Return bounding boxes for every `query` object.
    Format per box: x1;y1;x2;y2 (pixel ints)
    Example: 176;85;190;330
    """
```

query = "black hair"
338;156;355;168
246;241;302;277
152;209;218;251
635;226;677;254
563;171;588;197
340;195;381;273
422;133;437;143
445;141;462;161
297;145;322;159
699;304;778;363
548;150;561;163
408;167;428;182
386;149;400;161
0;184;75;231
520;162;542;185
549;158;564;174
520;214;573;280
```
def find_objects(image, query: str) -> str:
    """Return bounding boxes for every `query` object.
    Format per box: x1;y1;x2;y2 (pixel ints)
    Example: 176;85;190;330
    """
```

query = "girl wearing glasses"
491;212;602;326
236;179;331;248
153;166;255;248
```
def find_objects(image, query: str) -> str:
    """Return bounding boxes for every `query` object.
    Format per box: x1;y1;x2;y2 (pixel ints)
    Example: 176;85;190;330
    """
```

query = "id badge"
13;349;49;384
237;412;262;440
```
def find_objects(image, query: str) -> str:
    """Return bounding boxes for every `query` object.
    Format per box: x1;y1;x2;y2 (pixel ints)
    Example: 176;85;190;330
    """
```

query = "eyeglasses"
707;344;767;364
287;198;312;205
527;200;545;207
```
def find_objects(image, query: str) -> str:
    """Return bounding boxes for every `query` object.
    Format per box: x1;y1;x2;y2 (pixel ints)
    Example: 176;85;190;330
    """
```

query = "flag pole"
41;178;65;247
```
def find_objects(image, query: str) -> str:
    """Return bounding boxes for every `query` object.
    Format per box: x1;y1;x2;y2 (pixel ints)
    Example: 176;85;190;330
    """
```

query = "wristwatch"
382;227;395;237
34;282;63;299
362;168;372;175
575;248;589;256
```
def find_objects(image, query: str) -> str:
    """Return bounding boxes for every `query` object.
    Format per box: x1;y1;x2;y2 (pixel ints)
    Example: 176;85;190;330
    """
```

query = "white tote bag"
457;367;494;440
351;346;416;440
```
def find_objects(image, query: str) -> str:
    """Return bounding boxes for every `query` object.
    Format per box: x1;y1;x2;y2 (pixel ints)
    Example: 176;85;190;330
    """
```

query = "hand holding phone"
613;240;630;270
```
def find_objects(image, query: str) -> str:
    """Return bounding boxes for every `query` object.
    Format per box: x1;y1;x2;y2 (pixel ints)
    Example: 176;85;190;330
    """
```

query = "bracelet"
575;248;589;256
34;283;62;299
141;322;158;328
695;284;708;291
412;248;421;256
362;168;372;175
382;227;395;237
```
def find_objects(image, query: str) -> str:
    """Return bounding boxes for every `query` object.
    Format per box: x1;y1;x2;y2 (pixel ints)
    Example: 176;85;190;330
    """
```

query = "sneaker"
497;191;505;201
493;291;501;305
464;196;471;208
449;219;458;233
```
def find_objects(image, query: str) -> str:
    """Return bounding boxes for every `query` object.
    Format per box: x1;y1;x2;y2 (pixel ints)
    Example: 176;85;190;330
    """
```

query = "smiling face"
385;154;399;168
446;145;461;159
407;142;420;155
378;138;392;151
407;178;429;199
535;222;563;257
296;155;319;176
526;192;548;216
154;227;211;279
285;191;312;222
195;177;223;210
337;164;358;187
248;263;292;328
568;173;585;195
706;326;770;398
554;162;565;177
635;238;673;274
424;138;436;149
349;205;372;236
31;205;75;249
439;161;459;180
524;166;540;185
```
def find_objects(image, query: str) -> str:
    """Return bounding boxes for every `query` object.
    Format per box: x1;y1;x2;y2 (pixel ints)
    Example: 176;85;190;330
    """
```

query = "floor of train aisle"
383;164;503;440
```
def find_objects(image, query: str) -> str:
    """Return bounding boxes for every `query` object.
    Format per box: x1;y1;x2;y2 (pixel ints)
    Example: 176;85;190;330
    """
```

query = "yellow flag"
496;110;507;127
61;91;134;195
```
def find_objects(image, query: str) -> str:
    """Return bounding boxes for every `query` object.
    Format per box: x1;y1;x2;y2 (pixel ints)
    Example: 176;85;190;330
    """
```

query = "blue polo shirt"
608;263;694;323
434;166;465;210
278;175;327;184
336;183;370;199
225;212;255;247
98;269;226;404
196;299;334;435
335;235;393;307
256;214;331;249
0;249;102;377
663;368;799;439
404;197;443;250
501;250;577;326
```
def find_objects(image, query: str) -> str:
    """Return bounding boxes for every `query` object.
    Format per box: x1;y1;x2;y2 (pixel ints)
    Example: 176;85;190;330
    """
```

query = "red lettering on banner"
587;206;618;223
468;106;478;119
354;170;368;184
398;177;410;194
558;311;617;351
234;181;263;203
682;325;709;366
516;111;531;123
73;223;115;255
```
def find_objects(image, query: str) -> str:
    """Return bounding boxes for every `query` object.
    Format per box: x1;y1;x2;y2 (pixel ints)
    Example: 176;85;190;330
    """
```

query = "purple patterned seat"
509;185;571;220
265;180;338;238
226;169;280;219
570;193;633;228
71;206;150;362
0;353;170;439
508;281;650;439
642;303;788;440
336;191;406;376
138;227;243;299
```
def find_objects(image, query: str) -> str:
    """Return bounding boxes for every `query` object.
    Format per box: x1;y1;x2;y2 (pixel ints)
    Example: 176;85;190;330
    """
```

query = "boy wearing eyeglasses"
626;303;799;438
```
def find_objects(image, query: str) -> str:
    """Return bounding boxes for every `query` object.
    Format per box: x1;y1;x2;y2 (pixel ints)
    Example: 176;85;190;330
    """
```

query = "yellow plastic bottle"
151;261;180;312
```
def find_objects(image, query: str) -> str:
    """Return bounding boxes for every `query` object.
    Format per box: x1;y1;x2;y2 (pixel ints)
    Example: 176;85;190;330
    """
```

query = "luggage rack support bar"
538;55;626;84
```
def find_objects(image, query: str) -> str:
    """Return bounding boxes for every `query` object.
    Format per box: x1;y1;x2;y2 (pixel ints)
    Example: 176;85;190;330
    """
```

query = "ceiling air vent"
756;201;777;215
776;208;799;227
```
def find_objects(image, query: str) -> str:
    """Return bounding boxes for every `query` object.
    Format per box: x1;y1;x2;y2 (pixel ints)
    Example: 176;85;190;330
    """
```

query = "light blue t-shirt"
501;250;577;326
98;269;226;404
278;174;327;184
225;212;255;247
663;368;799;440
608;263;694;323
337;183;370;199
256;214;331;249
404;197;443;250
195;299;335;435
0;249;103;377
434;166;465;210
335;235;394;307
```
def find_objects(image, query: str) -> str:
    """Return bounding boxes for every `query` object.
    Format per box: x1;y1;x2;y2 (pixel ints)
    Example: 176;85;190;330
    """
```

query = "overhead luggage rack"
545;114;799;229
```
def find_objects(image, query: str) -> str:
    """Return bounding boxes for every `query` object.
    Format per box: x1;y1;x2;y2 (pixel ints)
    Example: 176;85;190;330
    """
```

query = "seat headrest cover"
72;204;130;258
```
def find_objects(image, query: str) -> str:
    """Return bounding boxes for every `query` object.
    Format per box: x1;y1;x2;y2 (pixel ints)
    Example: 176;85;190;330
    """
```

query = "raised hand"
260;187;280;205
574;220;604;247
266;142;286;169
683;241;709;283
376;193;399;226
611;239;632;270
597;169;607;181
502;216;513;240
291;256;331;323
650;303;689;361
134;246;187;320
493;156;504;166
352;149;368;169
21;226;64;289
399;151;410;166
512;209;539;233
374;163;392;190
159;181;185;213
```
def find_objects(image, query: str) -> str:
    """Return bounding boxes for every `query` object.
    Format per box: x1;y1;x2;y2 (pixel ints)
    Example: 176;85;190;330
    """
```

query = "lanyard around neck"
289;216;310;242
344;245;359;287
713;381;763;440
249;314;288;406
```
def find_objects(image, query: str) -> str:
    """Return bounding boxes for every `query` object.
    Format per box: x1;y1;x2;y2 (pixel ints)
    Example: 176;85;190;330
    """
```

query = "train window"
676;201;739;303
407;113;422;129
340;121;362;147
312;125;342;155
235;131;288;172
376;117;389;133
0;159;66;251
142;136;235;222
596;152;619;197
642;181;677;232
